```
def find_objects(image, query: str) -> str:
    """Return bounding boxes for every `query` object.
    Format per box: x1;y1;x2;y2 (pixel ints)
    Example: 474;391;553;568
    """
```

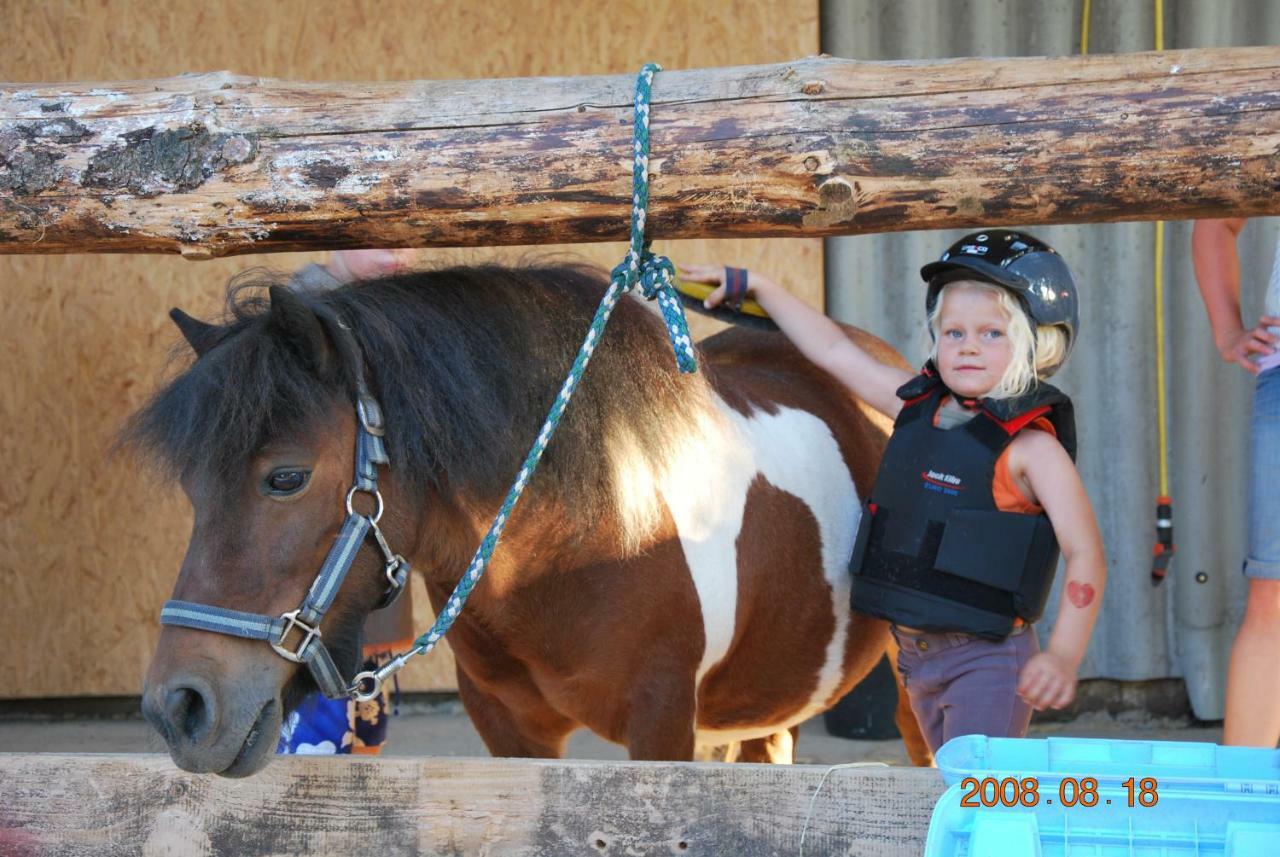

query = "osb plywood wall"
0;0;819;699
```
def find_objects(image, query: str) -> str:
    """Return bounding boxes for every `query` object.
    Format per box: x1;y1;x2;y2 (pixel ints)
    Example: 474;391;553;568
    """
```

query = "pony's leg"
456;668;574;758
737;725;798;764
626;670;698;761
694;742;740;762
885;633;935;767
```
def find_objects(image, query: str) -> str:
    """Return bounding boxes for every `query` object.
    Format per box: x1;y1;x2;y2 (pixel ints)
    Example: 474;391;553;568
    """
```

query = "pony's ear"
169;308;223;357
267;284;333;375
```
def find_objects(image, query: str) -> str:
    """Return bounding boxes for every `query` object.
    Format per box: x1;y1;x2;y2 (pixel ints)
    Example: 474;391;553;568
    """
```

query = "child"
682;229;1106;752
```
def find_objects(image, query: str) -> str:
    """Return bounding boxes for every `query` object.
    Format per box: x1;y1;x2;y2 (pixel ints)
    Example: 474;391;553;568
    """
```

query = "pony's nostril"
166;685;212;743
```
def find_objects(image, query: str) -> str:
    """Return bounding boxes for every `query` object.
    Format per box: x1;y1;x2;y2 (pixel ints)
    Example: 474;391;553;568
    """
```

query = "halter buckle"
270;609;321;663
385;555;410;591
356;396;385;437
371;556;410;611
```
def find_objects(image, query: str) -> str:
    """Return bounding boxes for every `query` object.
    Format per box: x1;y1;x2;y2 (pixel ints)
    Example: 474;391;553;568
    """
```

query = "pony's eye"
266;469;310;496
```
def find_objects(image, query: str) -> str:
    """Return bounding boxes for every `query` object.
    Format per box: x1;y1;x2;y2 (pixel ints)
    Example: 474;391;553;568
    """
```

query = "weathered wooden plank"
0;753;944;855
2;47;1278;257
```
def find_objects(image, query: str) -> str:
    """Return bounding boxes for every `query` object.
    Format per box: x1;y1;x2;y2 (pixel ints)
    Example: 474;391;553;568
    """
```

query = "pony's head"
128;264;709;775
131;279;401;775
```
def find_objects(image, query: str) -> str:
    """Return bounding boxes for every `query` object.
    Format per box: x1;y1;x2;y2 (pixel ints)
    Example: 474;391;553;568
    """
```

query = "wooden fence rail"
0;753;944;856
2;47;1279;258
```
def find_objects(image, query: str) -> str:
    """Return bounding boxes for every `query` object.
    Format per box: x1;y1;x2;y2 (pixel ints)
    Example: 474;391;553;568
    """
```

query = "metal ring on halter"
345;486;385;523
350;670;382;703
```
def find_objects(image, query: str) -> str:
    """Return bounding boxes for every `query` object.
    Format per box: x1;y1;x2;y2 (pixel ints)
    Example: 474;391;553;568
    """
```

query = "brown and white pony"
130;263;930;776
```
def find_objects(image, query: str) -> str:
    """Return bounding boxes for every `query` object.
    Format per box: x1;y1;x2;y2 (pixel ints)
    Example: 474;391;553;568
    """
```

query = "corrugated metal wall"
822;0;1280;719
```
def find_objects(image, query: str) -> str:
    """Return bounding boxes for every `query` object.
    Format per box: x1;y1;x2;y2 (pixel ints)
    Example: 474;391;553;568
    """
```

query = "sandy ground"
0;699;1223;765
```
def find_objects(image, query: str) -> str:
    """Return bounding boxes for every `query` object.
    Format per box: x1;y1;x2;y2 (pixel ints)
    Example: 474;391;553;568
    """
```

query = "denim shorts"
1246;367;1280;579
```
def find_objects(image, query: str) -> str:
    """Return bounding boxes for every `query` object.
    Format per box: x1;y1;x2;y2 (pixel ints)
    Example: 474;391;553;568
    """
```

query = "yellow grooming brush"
672;275;776;330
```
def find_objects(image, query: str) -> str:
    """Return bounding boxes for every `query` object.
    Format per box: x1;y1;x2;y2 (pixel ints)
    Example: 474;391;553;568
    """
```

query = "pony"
130;262;930;776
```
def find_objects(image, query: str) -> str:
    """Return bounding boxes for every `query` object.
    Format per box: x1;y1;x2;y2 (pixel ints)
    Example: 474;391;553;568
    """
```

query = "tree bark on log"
2;48;1278;258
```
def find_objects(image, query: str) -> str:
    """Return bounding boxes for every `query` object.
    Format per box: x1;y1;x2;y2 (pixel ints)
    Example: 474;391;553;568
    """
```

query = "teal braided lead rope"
351;64;694;695
617;64;696;374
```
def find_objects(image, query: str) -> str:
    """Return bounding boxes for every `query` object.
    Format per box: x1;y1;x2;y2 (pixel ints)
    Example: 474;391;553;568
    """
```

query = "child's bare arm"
1012;430;1107;710
680;265;913;418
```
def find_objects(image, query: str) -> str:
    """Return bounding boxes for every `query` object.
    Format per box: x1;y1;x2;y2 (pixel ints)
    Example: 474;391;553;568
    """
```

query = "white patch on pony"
654;401;756;682
657;399;861;739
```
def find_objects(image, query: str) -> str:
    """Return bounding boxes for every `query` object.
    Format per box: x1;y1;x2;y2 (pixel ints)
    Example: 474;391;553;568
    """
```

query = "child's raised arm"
680;265;913;418
1010;431;1107;710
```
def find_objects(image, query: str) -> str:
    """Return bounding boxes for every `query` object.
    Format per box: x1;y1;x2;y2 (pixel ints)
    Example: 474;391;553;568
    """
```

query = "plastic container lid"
925;785;1280;856
936;734;1280;793
925;736;1280;856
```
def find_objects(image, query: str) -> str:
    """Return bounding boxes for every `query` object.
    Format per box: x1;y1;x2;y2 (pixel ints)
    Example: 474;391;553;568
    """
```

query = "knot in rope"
607;62;696;374
611;247;696;374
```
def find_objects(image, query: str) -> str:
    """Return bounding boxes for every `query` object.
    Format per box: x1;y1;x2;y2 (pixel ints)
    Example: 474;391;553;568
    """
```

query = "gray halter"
159;315;410;700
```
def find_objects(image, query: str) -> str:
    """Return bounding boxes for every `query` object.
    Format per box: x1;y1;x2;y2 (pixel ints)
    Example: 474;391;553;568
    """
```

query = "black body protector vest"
849;366;1077;640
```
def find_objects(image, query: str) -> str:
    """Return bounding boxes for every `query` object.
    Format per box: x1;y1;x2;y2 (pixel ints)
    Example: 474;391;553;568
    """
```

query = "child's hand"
1017;650;1078;711
329;249;417;283
678;264;773;309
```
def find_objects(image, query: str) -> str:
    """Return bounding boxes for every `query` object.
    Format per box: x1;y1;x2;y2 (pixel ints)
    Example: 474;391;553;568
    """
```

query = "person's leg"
892;627;947;754
351;652;394;755
936;630;1039;746
1227;368;1280;747
349;594;416;754
887;631;936;767
1224;579;1280;746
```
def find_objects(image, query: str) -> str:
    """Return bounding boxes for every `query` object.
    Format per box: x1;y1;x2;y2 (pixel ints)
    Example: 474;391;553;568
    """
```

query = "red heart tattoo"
1066;581;1095;609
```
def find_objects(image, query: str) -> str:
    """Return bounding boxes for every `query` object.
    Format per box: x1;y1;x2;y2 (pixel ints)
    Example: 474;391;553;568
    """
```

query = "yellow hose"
1153;0;1169;499
1083;0;1175;581
1151;0;1176;580
1080;0;1091;54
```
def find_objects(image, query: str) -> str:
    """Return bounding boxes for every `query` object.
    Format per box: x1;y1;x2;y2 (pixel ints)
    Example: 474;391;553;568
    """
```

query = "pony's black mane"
124;263;701;519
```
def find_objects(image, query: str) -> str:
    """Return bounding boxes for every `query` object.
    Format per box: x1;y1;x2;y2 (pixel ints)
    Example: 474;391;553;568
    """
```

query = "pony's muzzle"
143;673;218;751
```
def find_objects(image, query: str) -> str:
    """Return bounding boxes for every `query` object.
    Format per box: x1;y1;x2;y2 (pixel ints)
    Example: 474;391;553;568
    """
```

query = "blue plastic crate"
937;735;1280;792
925;736;1280;857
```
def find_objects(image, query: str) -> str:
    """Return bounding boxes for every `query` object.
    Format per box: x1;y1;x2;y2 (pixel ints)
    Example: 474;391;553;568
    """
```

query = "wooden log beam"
2;47;1278;258
0;754;944;855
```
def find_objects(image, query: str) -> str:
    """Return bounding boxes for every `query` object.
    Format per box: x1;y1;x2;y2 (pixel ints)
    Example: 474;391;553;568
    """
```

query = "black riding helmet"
921;229;1080;369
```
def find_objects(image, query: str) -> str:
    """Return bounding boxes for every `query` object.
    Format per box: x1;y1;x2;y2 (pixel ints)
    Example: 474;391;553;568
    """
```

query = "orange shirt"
992;416;1055;515
932;400;1054;515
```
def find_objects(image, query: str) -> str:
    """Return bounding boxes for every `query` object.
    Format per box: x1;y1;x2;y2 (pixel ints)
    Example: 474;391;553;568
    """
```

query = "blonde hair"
927;280;1069;400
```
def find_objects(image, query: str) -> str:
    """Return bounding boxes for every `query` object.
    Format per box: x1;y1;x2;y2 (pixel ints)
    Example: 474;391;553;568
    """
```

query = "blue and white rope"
383;63;695;680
